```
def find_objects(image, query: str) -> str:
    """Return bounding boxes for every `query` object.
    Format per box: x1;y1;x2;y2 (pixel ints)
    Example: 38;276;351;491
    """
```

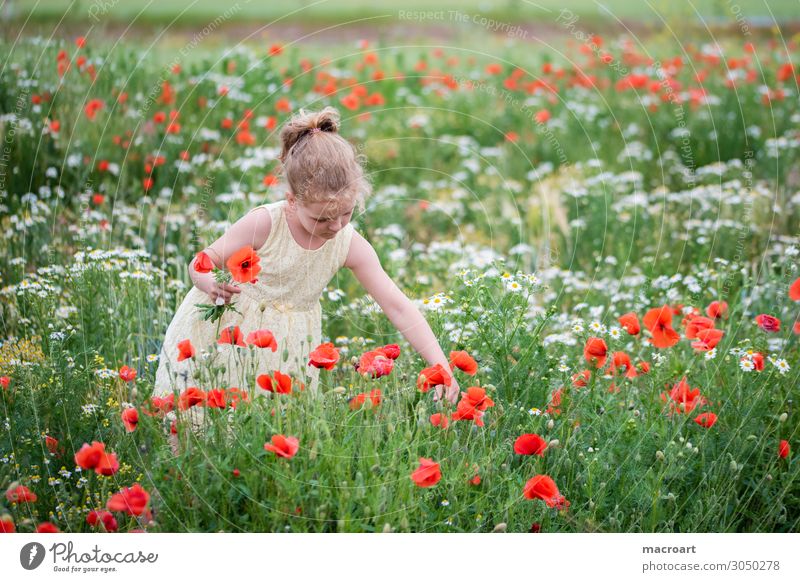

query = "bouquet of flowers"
193;246;261;323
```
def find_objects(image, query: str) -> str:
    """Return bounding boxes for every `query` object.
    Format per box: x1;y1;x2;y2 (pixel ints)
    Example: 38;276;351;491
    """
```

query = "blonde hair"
277;106;371;213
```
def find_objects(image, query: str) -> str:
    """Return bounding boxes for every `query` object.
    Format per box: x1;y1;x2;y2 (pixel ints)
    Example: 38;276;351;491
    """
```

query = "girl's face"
288;192;356;239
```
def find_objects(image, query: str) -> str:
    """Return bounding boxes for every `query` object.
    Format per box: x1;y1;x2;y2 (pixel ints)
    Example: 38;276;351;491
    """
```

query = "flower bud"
549;439;560;448
332;386;346;395
492;523;507;533
655;450;665;462
779;413;788;423
546;419;555;430
382;523;392;533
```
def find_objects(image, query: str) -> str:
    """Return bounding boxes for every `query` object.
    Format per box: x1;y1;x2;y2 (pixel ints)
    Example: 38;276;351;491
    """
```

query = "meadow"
0;20;799;532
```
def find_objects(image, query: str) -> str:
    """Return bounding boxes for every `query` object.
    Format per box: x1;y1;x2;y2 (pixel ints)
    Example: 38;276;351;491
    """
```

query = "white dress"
153;199;355;407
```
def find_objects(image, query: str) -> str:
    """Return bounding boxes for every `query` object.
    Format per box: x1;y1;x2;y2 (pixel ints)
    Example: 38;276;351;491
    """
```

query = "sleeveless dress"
153;199;355;409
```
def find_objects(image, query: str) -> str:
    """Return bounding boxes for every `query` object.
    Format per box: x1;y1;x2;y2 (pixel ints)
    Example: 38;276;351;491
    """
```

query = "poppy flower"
74;441;120;476
177;339;195;361
205;389;228;408
410;457;441;487
308;342;340;370
246;329;278;351
0;515;15;533
546;387;564;416
583;337;608;368
523;475;569;509
5;485;37;504
572;370;590;387
178;387;207;410
451;398;485;426
225;387;249;409
0;376;9;390
755;314;781;332
226;246;261;283
218;325;246;347
36;522;60;533
264;435;299;459
706;300;728;319
45;435;60;455
257;371;293;394
608;351;637;378
355;349;394;378
118;365;137;382
349;388;382;410
694;412;718;428
87;510;118;532
449;350;478;375
430;413;449;428
106;483;151;516
660;376;706;415
618;312;640;335
460;386;495;411
691;328;724;351
790;278;800;301
121;408;138;432
416;363;452;392
142;394;174;417
193;250;214;273
778;440;791;459
514;434;548;456
643;306;681;348
380;344;401;359
684;316;715;339
469;474;481;485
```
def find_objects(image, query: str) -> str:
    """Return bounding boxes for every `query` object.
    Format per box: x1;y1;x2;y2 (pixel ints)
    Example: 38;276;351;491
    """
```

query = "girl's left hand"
434;375;461;405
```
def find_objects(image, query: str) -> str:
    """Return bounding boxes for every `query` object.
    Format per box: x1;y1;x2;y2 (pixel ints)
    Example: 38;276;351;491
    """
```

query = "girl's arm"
189;206;272;304
344;232;460;404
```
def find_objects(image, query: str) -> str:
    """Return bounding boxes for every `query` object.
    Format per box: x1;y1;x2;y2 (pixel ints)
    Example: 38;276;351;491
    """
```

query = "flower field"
1;28;799;533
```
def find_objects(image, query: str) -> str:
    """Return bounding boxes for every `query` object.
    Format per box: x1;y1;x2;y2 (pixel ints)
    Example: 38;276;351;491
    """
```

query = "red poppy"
264;435;299;459
755;314;781;332
246;329;278;351
691;328;724;351
417;363;452;392
789;278;800;301
572;370;591;387
225;246;261;283
618;312;640;335
643;306;681;348
121;408;138;432
308;342;340;370
36;522;60;533
142;394;174;417
205;389;227;408
779;440;791;459
45;435;60;455
608;351;637;378
118;365;137;382
449;350;478;375
74;441;120;476
684;316;715;339
694;412;718;428
0;376;9;390
430;413;449;428
226;387;249;409
177;339;195;361
106;483;151;516
355;349;394;378
193;251;214;273
460;386;495;411
660;376;706;415
0;515;15;533
87;510;118;532
514;434;548;456
451;398;485;427
583;337;608;368
410;457;441;487
257;370;294;394
178;387;207;410
706;300;728;319
218;325;246;347
523;475;569;509
379;344;401;359
349;388;382;410
5;485;37;503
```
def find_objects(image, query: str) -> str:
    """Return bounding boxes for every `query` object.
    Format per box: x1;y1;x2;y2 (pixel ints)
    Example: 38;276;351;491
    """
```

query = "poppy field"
1;21;800;533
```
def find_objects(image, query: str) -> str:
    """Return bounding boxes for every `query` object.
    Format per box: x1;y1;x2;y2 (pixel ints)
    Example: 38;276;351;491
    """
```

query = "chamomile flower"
773;359;790;374
589;321;607;334
704;348;717;360
557;363;570;372
146;354;159;363
571;321;585;334
505;280;523;293
608;326;622;339
528;407;542;416
739;358;755;372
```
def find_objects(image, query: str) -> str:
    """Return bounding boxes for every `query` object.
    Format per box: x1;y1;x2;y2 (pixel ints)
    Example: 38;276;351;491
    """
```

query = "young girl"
153;106;460;434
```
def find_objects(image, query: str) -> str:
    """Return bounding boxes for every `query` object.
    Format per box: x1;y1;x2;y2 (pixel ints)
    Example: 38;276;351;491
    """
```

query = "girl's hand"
199;279;242;305
434;375;461;405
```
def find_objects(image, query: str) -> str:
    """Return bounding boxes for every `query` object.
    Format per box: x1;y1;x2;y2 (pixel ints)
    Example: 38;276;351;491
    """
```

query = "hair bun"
278;106;340;162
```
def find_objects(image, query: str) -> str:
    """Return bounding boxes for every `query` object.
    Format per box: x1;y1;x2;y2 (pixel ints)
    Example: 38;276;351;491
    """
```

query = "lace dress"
153;199;355;407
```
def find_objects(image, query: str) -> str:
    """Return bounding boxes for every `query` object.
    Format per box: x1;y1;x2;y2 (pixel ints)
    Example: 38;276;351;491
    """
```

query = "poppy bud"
492;523;507;533
382;523;392;533
549;439;560;448
655;450;665;462
779;413;788;423
546;419;555;430
400;516;409;530
729;460;738;473
332;386;346;395
766;474;773;481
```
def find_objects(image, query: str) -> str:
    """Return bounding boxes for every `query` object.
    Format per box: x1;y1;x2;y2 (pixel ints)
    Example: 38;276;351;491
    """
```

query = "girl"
153;106;460;435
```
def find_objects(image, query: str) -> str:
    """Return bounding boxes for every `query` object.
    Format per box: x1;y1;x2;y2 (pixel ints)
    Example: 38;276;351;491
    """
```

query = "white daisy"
704;348;717;360
774;359;790;374
739;359;755;372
